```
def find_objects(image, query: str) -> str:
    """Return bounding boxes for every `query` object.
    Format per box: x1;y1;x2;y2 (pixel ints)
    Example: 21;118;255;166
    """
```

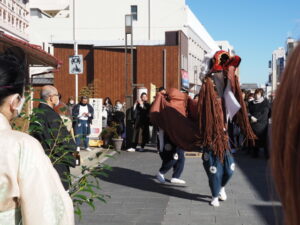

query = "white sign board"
89;98;103;139
69;55;83;74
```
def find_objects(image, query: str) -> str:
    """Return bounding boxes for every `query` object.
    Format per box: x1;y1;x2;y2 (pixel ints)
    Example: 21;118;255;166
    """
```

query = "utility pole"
148;0;151;40
73;0;79;103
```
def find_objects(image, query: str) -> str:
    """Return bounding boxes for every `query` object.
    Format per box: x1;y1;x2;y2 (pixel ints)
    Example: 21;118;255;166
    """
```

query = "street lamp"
124;14;133;109
125;15;133;34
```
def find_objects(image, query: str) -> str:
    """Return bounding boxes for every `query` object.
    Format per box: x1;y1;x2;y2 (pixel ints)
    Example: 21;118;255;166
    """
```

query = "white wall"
184;6;218;88
29;0;219;87
76;0;186;41
30;0;70;11
29;0;188;44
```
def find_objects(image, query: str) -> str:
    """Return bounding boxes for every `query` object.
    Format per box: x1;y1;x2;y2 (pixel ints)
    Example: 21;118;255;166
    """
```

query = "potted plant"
111;122;124;151
100;122;123;150
100;126;116;148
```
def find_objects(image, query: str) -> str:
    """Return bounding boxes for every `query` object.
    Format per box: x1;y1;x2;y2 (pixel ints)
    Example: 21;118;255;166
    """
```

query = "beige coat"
0;113;74;225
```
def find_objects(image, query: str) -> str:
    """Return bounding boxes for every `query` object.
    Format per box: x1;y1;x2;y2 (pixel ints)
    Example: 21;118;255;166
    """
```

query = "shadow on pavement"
99;166;211;203
252;205;283;225
235;151;283;225
234;151;279;202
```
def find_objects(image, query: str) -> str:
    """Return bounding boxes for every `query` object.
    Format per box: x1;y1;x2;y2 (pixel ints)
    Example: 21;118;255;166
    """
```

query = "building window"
131;5;137;21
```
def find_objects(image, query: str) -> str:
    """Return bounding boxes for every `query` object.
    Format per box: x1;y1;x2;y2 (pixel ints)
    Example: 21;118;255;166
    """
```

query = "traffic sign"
69;55;83;74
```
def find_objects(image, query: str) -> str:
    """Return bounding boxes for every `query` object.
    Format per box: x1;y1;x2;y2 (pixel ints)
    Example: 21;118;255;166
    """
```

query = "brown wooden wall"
53;45;94;103
53;44;180;105
32;85;43;108
93;48;131;103
136;46;180;93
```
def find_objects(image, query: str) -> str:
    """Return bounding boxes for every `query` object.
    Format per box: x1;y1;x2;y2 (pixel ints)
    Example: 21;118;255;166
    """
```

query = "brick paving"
76;147;283;225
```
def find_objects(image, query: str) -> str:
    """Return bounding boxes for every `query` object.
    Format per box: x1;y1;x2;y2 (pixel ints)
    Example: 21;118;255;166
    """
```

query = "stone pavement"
76;147;283;225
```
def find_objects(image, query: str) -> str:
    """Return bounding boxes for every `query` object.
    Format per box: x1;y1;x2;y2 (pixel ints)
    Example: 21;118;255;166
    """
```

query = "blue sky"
186;0;300;85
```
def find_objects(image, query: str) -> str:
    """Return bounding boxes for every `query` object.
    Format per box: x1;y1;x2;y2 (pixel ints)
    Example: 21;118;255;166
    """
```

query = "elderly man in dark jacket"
30;85;76;190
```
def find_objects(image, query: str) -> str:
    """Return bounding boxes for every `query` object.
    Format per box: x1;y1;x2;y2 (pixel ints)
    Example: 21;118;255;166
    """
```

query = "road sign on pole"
69;55;83;74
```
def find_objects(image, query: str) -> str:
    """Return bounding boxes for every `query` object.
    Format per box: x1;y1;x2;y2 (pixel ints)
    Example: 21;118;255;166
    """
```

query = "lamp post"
125;14;133;109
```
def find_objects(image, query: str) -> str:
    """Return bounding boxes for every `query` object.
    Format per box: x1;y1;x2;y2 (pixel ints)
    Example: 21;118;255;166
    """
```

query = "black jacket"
72;103;94;125
132;102;150;128
248;98;269;137
30;103;76;168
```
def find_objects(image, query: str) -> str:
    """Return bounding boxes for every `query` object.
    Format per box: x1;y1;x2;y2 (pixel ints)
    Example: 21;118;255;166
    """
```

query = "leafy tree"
13;87;113;220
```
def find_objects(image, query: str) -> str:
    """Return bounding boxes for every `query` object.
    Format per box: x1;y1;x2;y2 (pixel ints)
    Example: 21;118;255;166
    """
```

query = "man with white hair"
30;85;76;190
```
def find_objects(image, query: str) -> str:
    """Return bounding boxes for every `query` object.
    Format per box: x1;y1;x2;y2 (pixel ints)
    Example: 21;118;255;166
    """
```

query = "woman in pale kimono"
0;47;74;224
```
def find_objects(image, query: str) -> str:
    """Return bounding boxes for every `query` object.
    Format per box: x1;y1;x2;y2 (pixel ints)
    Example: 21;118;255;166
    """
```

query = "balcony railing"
0;19;28;40
0;0;29;23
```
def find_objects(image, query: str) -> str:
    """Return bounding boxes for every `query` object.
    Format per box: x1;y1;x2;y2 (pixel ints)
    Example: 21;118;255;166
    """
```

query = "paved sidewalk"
76;147;283;225
70;147;114;177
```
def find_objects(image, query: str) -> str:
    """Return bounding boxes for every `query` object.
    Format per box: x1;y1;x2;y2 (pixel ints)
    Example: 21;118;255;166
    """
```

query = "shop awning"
0;31;62;68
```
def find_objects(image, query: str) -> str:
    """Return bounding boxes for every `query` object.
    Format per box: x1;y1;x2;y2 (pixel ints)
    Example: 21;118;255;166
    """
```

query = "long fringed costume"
197;51;256;158
198;51;256;200
150;51;256;203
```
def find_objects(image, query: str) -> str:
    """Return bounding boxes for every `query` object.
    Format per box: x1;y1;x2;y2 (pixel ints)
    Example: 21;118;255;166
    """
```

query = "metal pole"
130;29;133;106
148;0;150;40
73;0;79;103
125;33;128;108
163;49;167;88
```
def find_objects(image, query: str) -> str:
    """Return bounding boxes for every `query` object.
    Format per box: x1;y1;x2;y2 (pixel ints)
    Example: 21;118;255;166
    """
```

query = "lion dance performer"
150;50;255;207
197;50;256;206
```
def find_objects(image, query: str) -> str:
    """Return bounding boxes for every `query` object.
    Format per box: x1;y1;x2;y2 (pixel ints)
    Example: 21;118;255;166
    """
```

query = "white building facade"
270;47;285;93
0;0;29;41
286;37;298;59
268;38;298;95
216;41;235;56
29;0;220;90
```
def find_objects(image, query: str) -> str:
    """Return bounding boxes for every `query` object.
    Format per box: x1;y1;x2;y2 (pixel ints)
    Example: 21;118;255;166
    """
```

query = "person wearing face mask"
248;88;270;158
0;47;74;224
30;85;77;190
72;96;94;151
103;97;113;127
113;100;124;112
66;97;75;116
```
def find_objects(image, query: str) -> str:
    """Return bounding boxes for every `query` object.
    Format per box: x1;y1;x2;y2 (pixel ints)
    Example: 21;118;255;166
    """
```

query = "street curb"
71;147;117;183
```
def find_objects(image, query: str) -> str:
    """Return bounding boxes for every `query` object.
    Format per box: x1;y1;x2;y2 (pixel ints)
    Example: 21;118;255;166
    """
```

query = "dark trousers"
54;164;70;191
252;128;269;158
75;120;89;148
159;148;185;179
132;125;150;149
202;150;234;197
